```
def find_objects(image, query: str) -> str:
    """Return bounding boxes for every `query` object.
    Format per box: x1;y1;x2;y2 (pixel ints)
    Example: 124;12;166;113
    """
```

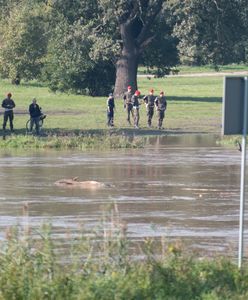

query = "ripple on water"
0;137;246;256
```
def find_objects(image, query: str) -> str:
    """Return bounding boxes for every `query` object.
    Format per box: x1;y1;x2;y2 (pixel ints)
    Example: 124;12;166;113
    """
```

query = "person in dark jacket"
123;85;133;125
2;92;16;132
155;91;167;129
143;88;156;127
107;93;115;127
29;98;42;135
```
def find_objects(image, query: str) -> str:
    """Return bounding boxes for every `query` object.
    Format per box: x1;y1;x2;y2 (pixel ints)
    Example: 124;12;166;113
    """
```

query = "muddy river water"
0;134;247;258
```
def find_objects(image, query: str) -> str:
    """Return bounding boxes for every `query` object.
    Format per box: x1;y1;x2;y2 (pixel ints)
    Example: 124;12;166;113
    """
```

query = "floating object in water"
54;178;111;189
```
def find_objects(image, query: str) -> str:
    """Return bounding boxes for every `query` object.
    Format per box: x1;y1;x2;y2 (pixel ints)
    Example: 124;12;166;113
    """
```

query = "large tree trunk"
114;23;139;98
114;48;139;98
110;0;164;98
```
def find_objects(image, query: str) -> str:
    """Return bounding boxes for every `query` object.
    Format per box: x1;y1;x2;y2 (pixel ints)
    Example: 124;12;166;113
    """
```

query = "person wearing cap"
2;92;16;132
155;91;167;129
123;85;134;125
29;98;42;135
131;90;141;129
107;93;115;127
143;89;156;127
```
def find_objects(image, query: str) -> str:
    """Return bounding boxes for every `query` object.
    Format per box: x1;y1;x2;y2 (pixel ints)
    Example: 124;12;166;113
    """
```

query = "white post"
238;77;248;269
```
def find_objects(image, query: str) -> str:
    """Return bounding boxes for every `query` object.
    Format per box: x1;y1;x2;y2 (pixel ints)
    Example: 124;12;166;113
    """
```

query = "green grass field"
0;74;223;136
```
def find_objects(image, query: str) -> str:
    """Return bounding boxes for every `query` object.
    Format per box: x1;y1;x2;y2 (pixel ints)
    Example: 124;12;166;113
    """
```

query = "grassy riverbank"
1;66;245;148
1;75;222;131
0;76;222;148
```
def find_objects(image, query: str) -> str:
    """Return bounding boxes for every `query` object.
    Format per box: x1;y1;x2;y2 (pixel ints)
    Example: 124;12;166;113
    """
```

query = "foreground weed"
0;203;248;299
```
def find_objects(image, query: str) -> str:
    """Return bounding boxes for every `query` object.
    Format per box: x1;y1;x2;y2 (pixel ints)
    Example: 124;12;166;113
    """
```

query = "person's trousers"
30;116;40;134
157;110;165;128
147;106;154;126
126;104;133;123
3;111;14;130
133;108;140;127
107;109;114;126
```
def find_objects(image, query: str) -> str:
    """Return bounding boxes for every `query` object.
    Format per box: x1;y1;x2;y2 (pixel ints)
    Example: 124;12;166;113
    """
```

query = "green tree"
43;17;115;95
171;0;248;66
97;0;178;96
44;0;178;96
141;9;179;77
1;0;178;96
0;0;49;81
42;0;116;95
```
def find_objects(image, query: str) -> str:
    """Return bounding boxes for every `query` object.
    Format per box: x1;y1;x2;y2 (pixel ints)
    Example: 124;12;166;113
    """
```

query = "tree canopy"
171;0;248;66
0;0;48;80
0;0;247;96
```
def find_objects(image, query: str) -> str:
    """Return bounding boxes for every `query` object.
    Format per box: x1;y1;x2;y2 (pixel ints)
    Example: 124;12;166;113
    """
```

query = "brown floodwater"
0;134;247;258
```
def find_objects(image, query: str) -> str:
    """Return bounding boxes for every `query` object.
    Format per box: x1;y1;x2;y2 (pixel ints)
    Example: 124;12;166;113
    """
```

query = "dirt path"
13;110;83;115
138;71;248;78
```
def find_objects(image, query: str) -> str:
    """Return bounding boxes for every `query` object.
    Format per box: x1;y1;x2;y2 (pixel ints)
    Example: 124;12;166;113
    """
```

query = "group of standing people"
107;86;167;129
2;88;167;134
1;93;44;135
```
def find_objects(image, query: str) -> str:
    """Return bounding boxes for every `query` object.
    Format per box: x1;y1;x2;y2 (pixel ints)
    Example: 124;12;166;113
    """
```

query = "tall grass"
0;204;248;299
0;133;145;149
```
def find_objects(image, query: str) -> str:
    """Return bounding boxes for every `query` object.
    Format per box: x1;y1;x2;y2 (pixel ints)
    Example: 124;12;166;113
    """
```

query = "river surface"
0;134;247;258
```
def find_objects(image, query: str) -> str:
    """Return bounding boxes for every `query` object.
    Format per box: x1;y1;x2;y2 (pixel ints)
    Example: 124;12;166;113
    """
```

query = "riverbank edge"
0;128;238;150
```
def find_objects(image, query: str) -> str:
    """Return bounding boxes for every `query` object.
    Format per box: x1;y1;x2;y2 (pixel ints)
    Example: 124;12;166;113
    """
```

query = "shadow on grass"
167;96;222;103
